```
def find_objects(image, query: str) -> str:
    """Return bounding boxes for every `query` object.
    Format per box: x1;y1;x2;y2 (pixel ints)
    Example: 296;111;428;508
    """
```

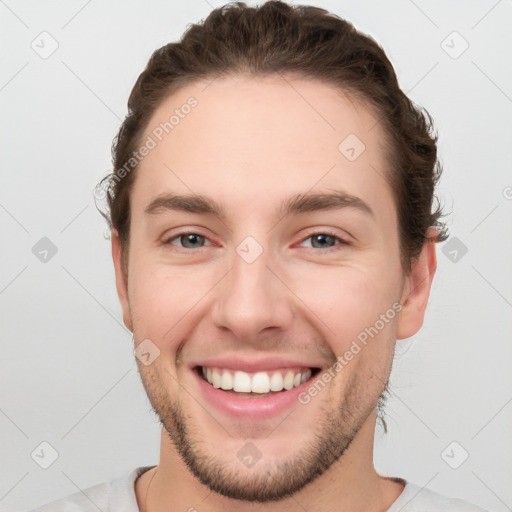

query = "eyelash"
300;232;350;252
163;231;349;253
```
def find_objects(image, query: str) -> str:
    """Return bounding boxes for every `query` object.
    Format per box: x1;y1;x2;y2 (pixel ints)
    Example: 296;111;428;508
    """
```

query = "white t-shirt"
29;466;492;512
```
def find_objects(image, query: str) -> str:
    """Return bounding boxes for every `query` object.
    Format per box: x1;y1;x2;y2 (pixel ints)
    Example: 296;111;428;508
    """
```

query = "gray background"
1;1;511;511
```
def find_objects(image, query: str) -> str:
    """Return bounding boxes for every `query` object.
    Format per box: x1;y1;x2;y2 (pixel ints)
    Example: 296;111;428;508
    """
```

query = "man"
31;1;490;511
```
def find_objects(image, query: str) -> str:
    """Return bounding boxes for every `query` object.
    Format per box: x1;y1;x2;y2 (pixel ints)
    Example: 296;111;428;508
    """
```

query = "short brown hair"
97;0;448;275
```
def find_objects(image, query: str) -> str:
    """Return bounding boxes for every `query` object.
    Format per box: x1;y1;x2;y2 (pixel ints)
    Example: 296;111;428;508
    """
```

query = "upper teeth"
202;367;312;393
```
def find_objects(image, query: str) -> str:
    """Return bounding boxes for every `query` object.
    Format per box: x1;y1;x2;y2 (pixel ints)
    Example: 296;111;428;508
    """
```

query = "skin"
111;74;437;512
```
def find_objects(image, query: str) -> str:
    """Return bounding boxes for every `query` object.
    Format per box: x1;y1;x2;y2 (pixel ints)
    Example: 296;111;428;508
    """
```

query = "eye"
299;232;349;251
165;232;212;249
163;231;348;252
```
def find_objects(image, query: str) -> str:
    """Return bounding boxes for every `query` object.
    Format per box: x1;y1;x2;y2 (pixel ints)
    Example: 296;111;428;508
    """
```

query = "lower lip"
192;368;316;420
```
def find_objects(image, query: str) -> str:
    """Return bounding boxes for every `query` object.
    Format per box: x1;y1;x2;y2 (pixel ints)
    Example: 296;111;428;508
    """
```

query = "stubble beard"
137;359;389;503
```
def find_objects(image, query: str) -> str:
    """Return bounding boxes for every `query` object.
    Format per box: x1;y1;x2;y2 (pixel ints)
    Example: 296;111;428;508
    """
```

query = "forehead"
133;74;394;222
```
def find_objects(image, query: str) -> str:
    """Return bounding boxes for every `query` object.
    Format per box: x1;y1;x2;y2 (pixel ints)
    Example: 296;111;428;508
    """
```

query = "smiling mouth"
195;366;321;398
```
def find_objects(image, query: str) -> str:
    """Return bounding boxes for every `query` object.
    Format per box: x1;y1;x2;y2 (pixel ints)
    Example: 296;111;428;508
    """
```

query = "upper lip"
190;356;323;373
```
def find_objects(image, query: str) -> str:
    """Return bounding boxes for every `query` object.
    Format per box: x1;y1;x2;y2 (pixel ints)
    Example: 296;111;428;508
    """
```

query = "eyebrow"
144;190;374;220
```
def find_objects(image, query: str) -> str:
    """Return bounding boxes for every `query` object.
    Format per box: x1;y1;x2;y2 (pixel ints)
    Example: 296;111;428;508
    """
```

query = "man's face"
113;75;420;501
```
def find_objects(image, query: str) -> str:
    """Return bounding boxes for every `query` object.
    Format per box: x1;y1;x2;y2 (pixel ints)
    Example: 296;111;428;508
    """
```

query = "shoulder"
28;466;155;512
388;479;492;512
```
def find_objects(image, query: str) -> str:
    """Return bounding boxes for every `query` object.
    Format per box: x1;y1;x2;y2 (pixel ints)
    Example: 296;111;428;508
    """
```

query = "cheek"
293;266;400;350
127;261;214;341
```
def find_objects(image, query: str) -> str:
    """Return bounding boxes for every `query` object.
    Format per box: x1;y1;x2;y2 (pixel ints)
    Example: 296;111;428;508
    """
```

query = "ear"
397;227;438;340
111;228;133;332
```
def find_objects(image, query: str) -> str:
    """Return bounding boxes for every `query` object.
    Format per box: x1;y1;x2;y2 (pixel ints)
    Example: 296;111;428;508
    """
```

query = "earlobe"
111;228;133;332
396;228;438;340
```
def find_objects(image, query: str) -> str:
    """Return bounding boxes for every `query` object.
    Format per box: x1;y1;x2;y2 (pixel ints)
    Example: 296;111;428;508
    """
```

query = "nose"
210;242;294;342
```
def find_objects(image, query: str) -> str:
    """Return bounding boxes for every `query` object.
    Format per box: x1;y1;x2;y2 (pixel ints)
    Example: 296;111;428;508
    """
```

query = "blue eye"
166;233;210;249
299;232;348;251
164;231;348;252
